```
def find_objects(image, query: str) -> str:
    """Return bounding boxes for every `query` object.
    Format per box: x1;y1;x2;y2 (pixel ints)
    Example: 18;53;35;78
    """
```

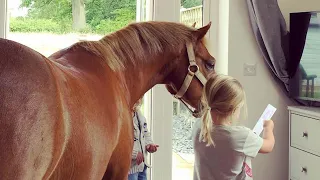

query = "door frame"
0;0;8;38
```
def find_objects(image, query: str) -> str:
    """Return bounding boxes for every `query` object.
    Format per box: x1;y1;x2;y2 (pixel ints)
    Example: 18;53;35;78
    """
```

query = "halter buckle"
188;64;199;74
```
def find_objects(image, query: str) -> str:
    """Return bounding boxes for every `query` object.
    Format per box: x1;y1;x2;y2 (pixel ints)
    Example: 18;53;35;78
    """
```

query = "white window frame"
0;0;8;38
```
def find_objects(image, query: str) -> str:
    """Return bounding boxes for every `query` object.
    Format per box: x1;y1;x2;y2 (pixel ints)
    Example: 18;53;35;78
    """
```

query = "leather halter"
173;42;207;118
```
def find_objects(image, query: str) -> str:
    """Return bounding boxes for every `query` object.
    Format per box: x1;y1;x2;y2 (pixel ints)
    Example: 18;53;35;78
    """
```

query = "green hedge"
10;15;134;35
9;18;73;34
9;7;135;35
94;8;135;34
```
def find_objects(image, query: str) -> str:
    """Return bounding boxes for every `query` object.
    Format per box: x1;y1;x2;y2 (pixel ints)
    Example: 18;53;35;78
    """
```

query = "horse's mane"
71;21;197;71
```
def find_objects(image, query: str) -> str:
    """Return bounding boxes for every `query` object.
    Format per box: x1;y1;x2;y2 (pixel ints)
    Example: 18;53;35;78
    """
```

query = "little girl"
192;74;275;180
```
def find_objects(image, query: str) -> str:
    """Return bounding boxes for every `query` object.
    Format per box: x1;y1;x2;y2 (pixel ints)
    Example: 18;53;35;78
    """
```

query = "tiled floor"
172;152;194;180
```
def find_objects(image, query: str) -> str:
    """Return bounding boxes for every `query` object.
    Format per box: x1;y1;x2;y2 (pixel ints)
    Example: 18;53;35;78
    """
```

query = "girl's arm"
132;112;142;159
132;137;140;159
137;110;154;145
259;120;275;153
145;130;153;145
144;123;154;145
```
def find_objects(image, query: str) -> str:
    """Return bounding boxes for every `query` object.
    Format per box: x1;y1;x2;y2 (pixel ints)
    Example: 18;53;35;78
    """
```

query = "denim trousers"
128;164;148;180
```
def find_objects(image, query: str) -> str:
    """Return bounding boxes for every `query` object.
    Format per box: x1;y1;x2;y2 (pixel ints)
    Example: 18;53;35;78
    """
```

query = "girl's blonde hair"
199;74;247;146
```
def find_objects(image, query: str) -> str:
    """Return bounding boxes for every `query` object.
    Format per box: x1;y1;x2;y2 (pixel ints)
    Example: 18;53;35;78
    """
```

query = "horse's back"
0;38;66;179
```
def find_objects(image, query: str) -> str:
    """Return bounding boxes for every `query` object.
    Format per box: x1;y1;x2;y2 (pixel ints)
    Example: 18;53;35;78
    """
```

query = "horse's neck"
51;46;175;108
122;54;174;107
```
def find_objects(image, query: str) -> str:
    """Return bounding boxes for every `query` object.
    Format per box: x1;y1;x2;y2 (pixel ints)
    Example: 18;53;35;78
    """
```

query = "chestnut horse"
0;21;215;180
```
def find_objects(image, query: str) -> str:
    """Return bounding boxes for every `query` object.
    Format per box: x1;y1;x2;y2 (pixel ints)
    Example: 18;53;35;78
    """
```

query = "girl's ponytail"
199;105;215;147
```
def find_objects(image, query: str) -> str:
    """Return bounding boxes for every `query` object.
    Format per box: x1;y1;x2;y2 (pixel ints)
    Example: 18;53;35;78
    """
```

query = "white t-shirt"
192;120;263;180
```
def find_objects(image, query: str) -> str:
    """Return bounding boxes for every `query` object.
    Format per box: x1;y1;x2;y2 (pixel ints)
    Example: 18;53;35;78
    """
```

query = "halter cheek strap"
173;43;208;117
186;43;207;85
174;43;207;98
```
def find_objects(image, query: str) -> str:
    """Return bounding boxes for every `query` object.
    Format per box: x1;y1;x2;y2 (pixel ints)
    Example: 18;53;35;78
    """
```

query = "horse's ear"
191;22;196;28
195;22;211;40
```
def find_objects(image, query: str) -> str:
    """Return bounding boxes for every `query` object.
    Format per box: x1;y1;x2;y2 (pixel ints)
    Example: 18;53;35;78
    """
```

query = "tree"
85;0;136;27
181;0;202;8
72;0;86;30
20;0;136;32
21;0;86;30
20;0;72;23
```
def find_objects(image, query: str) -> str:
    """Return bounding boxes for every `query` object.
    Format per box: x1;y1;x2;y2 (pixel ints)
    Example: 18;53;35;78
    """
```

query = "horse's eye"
205;63;215;71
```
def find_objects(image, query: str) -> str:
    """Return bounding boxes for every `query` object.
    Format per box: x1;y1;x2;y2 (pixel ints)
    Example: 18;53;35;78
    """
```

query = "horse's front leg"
102;117;133;180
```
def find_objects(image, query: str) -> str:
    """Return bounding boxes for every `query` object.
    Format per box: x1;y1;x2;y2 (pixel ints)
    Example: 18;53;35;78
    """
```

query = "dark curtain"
288;12;311;78
246;0;310;94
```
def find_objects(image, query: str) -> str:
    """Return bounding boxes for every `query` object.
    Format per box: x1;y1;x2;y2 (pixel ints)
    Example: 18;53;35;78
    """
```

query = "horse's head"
165;22;215;118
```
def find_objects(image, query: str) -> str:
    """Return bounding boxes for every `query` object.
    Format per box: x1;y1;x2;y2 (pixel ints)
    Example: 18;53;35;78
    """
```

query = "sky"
8;0;21;9
8;0;28;17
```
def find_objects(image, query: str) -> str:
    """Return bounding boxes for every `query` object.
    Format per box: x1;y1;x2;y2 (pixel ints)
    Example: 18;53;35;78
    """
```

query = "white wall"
225;0;300;179
216;0;229;74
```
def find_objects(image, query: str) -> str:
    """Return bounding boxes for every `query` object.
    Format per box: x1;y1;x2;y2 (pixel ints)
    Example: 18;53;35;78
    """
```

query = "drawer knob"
302;132;308;137
301;167;307;173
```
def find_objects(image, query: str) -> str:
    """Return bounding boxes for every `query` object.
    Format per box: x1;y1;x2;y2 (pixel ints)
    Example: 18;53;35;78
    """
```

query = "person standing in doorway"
128;97;159;180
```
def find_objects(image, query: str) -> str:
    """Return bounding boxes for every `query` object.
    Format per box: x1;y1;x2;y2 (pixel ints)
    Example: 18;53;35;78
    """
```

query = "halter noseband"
173;43;207;118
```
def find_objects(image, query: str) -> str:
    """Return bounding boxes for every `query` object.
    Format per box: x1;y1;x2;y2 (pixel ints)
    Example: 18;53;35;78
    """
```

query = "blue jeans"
128;164;147;180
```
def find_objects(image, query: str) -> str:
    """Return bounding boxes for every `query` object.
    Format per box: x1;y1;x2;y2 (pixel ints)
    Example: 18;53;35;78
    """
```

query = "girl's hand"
136;152;144;165
263;120;274;131
146;144;159;153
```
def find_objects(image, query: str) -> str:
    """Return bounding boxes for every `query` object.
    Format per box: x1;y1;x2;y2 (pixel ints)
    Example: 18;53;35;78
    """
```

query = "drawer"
290;147;320;180
291;114;320;156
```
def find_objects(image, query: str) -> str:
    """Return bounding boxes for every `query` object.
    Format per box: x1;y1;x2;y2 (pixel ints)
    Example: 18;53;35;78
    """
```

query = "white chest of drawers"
288;106;320;180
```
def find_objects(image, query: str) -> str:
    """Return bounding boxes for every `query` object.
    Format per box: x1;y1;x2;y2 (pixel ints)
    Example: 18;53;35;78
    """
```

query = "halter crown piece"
173;42;207;118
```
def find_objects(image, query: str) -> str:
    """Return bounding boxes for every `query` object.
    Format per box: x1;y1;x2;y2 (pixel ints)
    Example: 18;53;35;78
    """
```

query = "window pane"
7;0;137;57
180;0;203;28
298;12;320;99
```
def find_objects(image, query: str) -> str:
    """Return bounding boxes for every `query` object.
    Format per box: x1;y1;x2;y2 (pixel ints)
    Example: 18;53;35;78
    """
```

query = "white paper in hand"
252;104;277;135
